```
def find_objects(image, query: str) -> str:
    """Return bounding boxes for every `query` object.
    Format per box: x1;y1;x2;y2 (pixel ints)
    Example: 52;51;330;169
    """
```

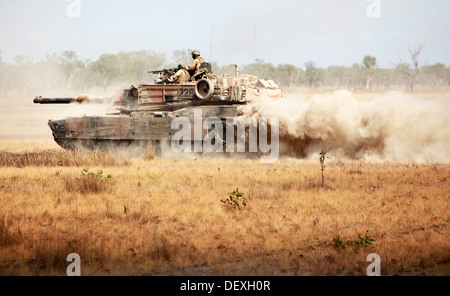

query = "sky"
0;0;449;68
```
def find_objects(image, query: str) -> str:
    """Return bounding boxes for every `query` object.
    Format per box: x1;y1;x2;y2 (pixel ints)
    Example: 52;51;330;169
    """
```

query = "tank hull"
48;105;241;153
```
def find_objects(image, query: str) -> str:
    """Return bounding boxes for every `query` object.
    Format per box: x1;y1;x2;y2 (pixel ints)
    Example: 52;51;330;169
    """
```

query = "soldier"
187;50;206;76
167;63;191;83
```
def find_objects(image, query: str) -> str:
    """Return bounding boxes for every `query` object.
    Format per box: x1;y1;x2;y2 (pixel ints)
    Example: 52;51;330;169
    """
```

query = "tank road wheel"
195;79;215;100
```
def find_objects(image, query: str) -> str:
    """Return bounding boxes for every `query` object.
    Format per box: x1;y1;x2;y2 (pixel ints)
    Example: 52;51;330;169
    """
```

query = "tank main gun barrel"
33;95;106;104
33;96;75;104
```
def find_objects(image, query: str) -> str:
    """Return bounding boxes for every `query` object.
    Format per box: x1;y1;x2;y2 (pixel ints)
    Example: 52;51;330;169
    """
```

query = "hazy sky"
0;0;449;68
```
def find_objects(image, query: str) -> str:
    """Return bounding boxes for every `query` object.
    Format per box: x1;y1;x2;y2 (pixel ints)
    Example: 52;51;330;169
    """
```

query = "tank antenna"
209;23;214;62
253;23;257;61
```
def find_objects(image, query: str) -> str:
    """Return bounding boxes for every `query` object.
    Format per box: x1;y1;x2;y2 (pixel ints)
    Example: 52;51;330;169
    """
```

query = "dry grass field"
0;89;448;276
0;142;448;276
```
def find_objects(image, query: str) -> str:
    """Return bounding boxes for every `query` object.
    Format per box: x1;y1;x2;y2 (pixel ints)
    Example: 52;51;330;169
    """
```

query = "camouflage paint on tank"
36;64;283;152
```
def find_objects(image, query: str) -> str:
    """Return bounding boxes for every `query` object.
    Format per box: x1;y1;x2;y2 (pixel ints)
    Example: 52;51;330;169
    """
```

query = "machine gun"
148;68;179;84
147;68;178;75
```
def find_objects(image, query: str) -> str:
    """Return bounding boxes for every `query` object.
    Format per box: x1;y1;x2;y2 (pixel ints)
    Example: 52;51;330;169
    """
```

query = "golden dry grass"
0;142;448;276
0;150;130;168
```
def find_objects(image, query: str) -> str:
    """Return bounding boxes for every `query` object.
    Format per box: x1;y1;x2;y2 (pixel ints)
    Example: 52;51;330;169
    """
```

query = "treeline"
0;48;449;97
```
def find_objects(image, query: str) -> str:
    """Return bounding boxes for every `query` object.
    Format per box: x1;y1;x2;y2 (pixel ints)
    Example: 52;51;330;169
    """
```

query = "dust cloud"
242;90;450;163
2;89;449;164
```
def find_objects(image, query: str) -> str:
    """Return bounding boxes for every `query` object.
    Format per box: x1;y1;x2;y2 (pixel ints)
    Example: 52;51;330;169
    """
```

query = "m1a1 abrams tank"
34;64;283;154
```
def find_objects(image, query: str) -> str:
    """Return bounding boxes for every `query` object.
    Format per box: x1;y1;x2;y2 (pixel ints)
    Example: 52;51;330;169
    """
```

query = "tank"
34;64;283;155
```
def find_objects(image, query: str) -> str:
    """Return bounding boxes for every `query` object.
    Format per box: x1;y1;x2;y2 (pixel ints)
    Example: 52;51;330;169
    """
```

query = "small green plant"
309;233;375;251
81;168;113;182
221;188;247;211
319;140;328;187
308;238;328;250
331;235;346;249
65;168;113;194
351;234;376;250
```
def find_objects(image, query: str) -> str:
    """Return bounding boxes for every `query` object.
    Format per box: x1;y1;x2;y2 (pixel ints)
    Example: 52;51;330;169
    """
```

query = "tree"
10;55;34;96
242;59;276;80
325;66;354;88
397;45;425;92
362;55;377;90
58;50;85;89
373;68;394;90
90;50;167;89
211;63;236;76
421;63;446;89
446;67;450;87
304;61;324;88
275;64;304;87
118;50;166;82
363;55;377;70
172;49;193;66
90;54;121;89
14;55;33;66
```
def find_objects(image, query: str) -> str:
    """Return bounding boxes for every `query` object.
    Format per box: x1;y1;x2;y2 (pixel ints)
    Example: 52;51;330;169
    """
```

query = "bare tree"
398;44;425;92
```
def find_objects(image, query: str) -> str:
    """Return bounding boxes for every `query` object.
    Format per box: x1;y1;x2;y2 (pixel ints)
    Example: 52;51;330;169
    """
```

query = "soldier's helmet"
178;63;187;70
192;50;200;58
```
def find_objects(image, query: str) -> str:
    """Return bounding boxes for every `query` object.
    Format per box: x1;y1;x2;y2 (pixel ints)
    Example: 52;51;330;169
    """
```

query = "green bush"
309;233;375;251
65;168;113;194
221;188;247;211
